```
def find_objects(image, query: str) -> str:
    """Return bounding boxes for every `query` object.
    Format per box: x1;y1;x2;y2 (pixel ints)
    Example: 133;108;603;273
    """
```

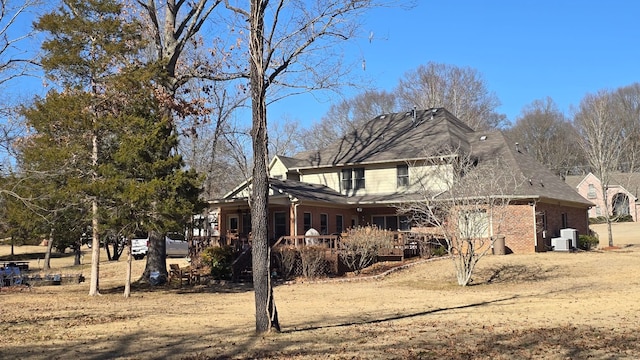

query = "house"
565;172;640;222
208;108;592;253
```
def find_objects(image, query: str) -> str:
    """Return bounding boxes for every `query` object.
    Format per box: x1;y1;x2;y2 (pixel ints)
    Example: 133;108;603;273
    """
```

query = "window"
397;164;409;187
320;214;328;234
399;216;411;231
303;212;312;232
587;184;597;199
341;169;352;190
341;168;365;191
561;213;568;228
354;168;365;190
595;206;602;216
229;216;239;233
336;215;344;233
242;213;252;235
371;215;411;231
541;211;547;230
458;210;489;239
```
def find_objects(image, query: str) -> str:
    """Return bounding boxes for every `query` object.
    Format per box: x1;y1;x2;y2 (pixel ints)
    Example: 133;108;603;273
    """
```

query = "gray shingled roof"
290;108;474;168
566;172;640;200
269;178;348;204
221;109;592;208
468;131;593;207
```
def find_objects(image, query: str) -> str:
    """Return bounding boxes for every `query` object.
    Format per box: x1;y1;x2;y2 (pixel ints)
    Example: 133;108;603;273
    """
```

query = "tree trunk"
601;183;614;247
89;106;100;295
142;230;167;284
89;197;100;296
124;238;132;298
249;0;280;333
74;240;81;266
43;229;54;270
104;239;112;261
111;240;122;261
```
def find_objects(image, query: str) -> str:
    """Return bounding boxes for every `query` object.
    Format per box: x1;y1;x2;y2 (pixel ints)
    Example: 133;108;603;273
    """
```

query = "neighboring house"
209;108;592;253
565;172;640;222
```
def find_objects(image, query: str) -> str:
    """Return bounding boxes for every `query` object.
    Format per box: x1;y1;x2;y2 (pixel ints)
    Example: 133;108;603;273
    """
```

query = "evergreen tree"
21;0;203;294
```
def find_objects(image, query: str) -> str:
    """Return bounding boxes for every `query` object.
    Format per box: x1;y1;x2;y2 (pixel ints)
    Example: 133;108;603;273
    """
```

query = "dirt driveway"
1;223;639;359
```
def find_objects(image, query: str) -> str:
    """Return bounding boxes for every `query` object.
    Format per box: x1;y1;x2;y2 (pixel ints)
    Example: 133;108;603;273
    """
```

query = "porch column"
289;200;299;237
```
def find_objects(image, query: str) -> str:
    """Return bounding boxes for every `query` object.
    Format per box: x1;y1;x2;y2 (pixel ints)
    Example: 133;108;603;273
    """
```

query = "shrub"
590;215;633;224
273;246;301;279
201;246;235;280
431;245;448;257
578;235;599;251
614;214;633;222
340;226;394;274
299;246;328;278
588;216;605;224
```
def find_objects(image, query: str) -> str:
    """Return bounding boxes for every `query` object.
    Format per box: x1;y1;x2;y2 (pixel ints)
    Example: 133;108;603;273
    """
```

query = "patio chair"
169;264;190;286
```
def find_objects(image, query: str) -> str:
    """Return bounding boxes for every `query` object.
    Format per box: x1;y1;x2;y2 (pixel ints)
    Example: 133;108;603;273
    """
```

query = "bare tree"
224;0;396;333
0;0;42;85
396;62;505;130
0;0;44;168
300;89;398;151
506;97;585;177
398;150;522;286
268;114;303;157
574;90;627;247
178;79;248;199
613;83;640;173
133;0;224;283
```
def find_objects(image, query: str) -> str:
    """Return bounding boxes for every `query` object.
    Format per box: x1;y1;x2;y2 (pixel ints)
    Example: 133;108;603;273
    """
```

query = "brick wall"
534;203;589;250
493;204;536;253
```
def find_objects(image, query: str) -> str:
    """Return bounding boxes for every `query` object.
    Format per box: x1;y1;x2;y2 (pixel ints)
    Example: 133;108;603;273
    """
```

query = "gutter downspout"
291;197;299;238
531;201;538;252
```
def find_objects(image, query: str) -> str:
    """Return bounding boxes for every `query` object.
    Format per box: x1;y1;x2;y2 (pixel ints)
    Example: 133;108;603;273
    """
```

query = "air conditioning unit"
560;228;578;249
551;237;571;251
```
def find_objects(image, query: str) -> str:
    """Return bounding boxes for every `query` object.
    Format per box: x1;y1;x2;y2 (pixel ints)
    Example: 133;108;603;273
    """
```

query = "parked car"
130;232;189;260
165;232;189;258
131;235;149;260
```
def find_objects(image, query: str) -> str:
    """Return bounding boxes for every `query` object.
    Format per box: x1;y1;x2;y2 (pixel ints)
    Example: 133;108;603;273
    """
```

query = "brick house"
565;172;640;222
208;108;592;253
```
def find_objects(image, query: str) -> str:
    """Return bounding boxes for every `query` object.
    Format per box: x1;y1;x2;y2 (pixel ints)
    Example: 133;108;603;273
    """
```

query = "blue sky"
270;0;640;127
8;1;639;130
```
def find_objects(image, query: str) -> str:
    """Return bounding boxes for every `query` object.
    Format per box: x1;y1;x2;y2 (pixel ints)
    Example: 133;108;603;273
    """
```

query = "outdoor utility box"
492;235;506;255
551;237;571;251
560;228;578;249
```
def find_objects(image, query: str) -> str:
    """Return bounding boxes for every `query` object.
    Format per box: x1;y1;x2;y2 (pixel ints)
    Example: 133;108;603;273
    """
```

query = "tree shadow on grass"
99;279;255;295
281;295;520;334
0;251;75;262
476;263;559;285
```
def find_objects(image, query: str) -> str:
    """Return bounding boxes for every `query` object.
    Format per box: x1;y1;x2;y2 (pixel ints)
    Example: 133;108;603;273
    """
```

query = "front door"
228;215;239;234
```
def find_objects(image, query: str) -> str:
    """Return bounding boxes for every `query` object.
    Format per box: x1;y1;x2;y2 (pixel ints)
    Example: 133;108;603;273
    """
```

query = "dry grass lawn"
1;223;639;359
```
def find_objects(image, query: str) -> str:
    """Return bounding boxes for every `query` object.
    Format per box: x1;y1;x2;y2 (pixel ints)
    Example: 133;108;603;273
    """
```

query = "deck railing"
273;235;341;252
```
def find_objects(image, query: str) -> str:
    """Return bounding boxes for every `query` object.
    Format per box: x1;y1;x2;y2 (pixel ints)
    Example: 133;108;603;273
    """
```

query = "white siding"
300;171;341;191
269;158;289;179
298;162;452;196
